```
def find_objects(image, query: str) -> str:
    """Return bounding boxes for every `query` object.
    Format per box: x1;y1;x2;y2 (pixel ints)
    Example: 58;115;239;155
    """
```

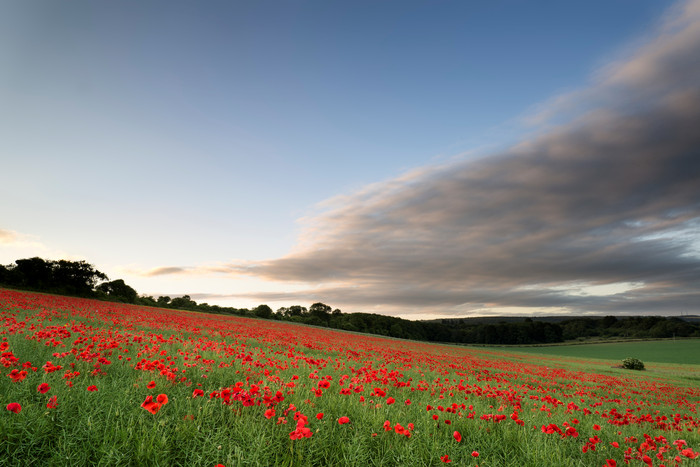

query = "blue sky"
2;0;699;319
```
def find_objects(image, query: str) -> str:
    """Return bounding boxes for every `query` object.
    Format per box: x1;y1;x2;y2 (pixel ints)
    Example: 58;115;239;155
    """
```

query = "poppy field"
1;289;699;466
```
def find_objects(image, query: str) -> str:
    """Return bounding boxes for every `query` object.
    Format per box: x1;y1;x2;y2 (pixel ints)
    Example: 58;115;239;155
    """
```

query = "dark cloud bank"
167;1;700;317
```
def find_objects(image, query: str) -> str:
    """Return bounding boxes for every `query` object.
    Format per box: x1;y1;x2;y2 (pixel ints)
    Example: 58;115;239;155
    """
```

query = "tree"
169;295;197;310
96;279;138;303
283;305;307;319
157;296;171;306
309;302;332;321
51;259;107;296
10;257;52;289
253;304;273;319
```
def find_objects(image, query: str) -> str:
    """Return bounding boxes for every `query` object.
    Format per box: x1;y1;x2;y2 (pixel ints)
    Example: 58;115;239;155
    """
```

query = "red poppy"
604;460;617;467
192;389;204;398
386;397;395;405
316;412;324;420
453;431;462;442
338;416;350;425
141;395;162;414
6;402;21;414
440;454;452;463
7;369;27;383
471;451;479;457
156;393;169;405
264;408;275;419
37;383;50;394
87;385;98;392
147;381;156;389
46;395;58;409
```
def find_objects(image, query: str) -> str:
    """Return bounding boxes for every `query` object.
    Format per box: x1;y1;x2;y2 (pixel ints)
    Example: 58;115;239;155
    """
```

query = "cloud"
123;264;245;277
0;229;19;244
0;228;87;265
143;0;700;318
0;228;51;259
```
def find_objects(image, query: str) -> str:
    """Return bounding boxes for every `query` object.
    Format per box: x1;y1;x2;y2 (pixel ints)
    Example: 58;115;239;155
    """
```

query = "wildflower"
6;402;21;414
87;385;98;392
338;416;350;425
604;460;617;467
7;369;27;382
440;454;452;463
472;451;479;458
192;389;204;398
147;381;156;389
37;383;50;394
453;431;462;442
141;395;162;414
156;393;169;405
264;408;275;419
593;424;601;431
386;397;395;405
316;412;324;420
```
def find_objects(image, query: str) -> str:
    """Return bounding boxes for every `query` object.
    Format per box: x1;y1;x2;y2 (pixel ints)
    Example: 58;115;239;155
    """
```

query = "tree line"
2;257;698;345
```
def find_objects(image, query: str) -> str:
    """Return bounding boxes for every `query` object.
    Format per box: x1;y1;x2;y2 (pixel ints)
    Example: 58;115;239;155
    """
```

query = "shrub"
622;357;645;370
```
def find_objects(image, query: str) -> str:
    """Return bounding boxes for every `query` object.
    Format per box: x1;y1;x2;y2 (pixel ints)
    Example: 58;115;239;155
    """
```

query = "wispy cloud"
142;0;700;317
0;228;86;265
123;264;244;277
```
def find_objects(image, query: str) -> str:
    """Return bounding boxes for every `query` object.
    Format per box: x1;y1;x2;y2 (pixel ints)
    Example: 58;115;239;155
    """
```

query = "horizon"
2;0;699;320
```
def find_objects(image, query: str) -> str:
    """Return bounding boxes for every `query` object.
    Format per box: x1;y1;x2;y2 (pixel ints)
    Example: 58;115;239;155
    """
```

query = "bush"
622;357;645;370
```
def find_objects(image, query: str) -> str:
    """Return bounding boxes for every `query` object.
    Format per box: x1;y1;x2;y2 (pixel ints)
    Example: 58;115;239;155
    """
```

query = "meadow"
1;289;699;466
504;340;700;365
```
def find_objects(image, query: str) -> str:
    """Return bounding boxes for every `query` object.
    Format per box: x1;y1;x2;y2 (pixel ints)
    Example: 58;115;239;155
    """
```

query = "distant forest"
2;257;699;345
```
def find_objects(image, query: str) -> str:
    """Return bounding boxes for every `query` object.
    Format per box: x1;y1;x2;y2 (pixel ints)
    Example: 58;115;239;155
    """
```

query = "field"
504;340;700;365
1;289;699;466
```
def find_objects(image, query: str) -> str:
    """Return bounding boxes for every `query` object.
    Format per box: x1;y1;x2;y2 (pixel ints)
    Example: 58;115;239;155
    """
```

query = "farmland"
1;289;699;466
505;340;700;366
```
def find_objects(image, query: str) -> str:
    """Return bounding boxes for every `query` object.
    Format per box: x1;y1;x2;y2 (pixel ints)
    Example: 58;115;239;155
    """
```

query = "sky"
2;0;699;320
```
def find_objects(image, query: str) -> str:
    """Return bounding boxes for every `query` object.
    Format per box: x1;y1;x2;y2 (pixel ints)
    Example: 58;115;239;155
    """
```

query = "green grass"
504;339;700;365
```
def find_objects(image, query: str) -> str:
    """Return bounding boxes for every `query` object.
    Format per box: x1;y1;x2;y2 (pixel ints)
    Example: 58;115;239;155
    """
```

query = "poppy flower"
440;454;452;463
192;389;204;398
147;381;156;389
264;408;275;419
6;402;21;414
46;395;58;409
141;395;162;414
37;383;50;394
471;451;479;457
338;416;350;425
316;412;324;420
87;385;98;392
386;397;395;405
453;431;462;442
604;460;617;467
156;393;169;405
